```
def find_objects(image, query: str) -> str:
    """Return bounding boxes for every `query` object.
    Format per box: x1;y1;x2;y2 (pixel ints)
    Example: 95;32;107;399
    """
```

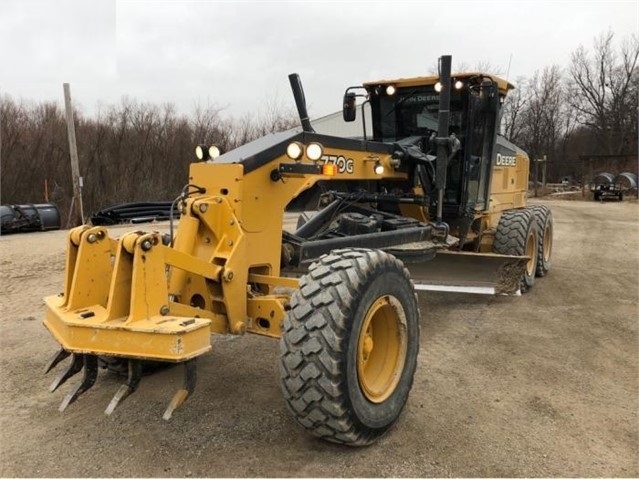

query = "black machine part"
0;203;61;234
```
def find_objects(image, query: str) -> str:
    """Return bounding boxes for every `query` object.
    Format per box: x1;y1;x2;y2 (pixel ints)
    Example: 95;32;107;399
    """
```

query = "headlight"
306;142;324;161
374;161;384;175
434;82;442;93
195;144;207;161
454;80;464;90
286;141;304;160
208;145;221;159
195;144;221;161
385;85;396;96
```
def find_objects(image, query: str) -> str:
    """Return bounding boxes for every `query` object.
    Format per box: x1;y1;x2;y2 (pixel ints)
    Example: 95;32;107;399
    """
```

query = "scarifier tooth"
162;359;197;420
105;360;143;416
44;349;71;374
49;353;84;392
59;355;98;411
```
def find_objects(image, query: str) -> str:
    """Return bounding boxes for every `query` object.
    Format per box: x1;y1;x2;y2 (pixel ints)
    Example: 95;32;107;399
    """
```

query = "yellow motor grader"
43;55;553;446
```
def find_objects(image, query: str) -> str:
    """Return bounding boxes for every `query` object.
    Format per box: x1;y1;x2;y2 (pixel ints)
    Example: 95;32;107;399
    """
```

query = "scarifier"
43;55;553;445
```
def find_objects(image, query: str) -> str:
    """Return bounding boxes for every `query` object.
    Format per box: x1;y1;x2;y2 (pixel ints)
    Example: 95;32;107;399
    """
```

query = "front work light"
306;142;324;161
195;144;221;161
286;141;304;160
208;145;221;159
195;144;207;161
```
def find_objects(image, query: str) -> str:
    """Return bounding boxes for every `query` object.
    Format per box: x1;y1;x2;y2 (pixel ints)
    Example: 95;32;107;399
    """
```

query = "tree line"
0;97;298;225
501;31;638;182
1;30;637;225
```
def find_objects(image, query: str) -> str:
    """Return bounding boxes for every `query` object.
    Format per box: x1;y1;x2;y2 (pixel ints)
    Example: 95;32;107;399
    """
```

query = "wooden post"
542;154;547;195
63;83;84;226
534;156;539;197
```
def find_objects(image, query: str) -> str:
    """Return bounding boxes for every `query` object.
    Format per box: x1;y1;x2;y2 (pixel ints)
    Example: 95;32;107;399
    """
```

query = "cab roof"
363;72;515;96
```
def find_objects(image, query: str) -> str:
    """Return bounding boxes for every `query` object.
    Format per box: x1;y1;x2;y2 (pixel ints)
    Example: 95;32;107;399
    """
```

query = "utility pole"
534;155;547;198
541;154;547;194
63;83;84;226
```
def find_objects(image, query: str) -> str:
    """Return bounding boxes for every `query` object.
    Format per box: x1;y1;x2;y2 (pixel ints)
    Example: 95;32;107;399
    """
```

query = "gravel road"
0;198;637;477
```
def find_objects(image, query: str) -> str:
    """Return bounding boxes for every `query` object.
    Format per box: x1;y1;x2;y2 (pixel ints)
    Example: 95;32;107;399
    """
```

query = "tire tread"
279;248;418;446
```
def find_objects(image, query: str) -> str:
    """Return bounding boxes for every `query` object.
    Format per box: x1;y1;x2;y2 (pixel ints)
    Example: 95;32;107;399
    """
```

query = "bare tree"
505;65;584;181
569;30;639;155
518;66;565;158
1;93;300;221
500;76;529;144
224;96;298;151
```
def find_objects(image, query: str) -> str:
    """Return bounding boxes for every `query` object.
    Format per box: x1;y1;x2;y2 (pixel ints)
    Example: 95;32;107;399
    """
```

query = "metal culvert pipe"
614;172;638;190
0;203;61;234
592;172;616;185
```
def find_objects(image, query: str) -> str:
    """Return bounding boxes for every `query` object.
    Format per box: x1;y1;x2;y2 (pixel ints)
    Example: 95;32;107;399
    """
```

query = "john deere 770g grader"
43;55;553;446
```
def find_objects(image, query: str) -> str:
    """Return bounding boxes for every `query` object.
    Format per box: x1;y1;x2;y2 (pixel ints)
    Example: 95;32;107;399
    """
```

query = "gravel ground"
0;198;637;477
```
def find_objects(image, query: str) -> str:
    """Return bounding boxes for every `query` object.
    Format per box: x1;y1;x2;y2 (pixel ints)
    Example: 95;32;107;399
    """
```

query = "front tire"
279;248;420;446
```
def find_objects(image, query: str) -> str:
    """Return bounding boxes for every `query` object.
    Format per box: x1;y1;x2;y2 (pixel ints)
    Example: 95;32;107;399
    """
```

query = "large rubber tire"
530;205;553;277
279;248;420;446
493;209;538;293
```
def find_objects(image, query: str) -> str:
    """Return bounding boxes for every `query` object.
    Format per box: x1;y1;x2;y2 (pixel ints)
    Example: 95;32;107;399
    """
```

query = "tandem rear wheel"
530;205;553;277
493;208;539;293
279;248;420;446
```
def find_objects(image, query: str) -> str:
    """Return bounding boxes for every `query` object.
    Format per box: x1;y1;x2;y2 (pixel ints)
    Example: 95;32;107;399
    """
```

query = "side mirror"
343;92;356;122
479;80;499;113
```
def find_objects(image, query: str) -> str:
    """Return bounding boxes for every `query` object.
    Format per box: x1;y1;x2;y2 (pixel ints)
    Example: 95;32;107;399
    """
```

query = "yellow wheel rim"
357;295;408;403
543;221;552;262
526;230;536;276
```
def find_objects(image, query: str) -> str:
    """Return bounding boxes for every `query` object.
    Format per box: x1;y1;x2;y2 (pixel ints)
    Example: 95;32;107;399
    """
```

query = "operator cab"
346;73;513;220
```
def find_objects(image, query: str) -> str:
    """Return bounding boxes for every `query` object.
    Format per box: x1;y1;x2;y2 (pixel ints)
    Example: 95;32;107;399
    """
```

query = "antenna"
506;53;513;82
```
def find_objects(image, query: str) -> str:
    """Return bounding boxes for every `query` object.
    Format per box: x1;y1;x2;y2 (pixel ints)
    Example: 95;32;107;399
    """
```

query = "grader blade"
407;250;529;295
44;348;71;374
59;355;98;412
162;359;197;421
48;353;84;393
105;360;143;416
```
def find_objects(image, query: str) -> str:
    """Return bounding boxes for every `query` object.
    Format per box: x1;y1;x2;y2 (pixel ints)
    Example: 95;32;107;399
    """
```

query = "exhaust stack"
435;55;452;224
288;73;315;133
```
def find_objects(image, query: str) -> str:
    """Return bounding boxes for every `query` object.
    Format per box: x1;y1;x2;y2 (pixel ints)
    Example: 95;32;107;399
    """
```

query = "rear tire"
530;205;553;277
493;209;538;293
279;248;420;446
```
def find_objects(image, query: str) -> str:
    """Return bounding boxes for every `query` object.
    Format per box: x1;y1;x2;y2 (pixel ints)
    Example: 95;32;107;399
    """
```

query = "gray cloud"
1;0;636;120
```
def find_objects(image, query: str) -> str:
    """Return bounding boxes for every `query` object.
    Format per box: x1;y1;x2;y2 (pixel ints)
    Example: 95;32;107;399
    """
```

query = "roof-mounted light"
208;145;221;159
195;144;221;161
195;144;207;161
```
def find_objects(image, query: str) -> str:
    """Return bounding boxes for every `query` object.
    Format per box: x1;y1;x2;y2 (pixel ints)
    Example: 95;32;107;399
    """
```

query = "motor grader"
43;55;553;446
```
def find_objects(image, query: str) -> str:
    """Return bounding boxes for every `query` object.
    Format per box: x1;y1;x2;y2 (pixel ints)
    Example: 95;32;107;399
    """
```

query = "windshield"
372;86;464;143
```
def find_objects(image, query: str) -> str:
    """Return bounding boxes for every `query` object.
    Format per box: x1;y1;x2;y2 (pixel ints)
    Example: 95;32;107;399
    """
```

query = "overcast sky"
0;0;637;120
